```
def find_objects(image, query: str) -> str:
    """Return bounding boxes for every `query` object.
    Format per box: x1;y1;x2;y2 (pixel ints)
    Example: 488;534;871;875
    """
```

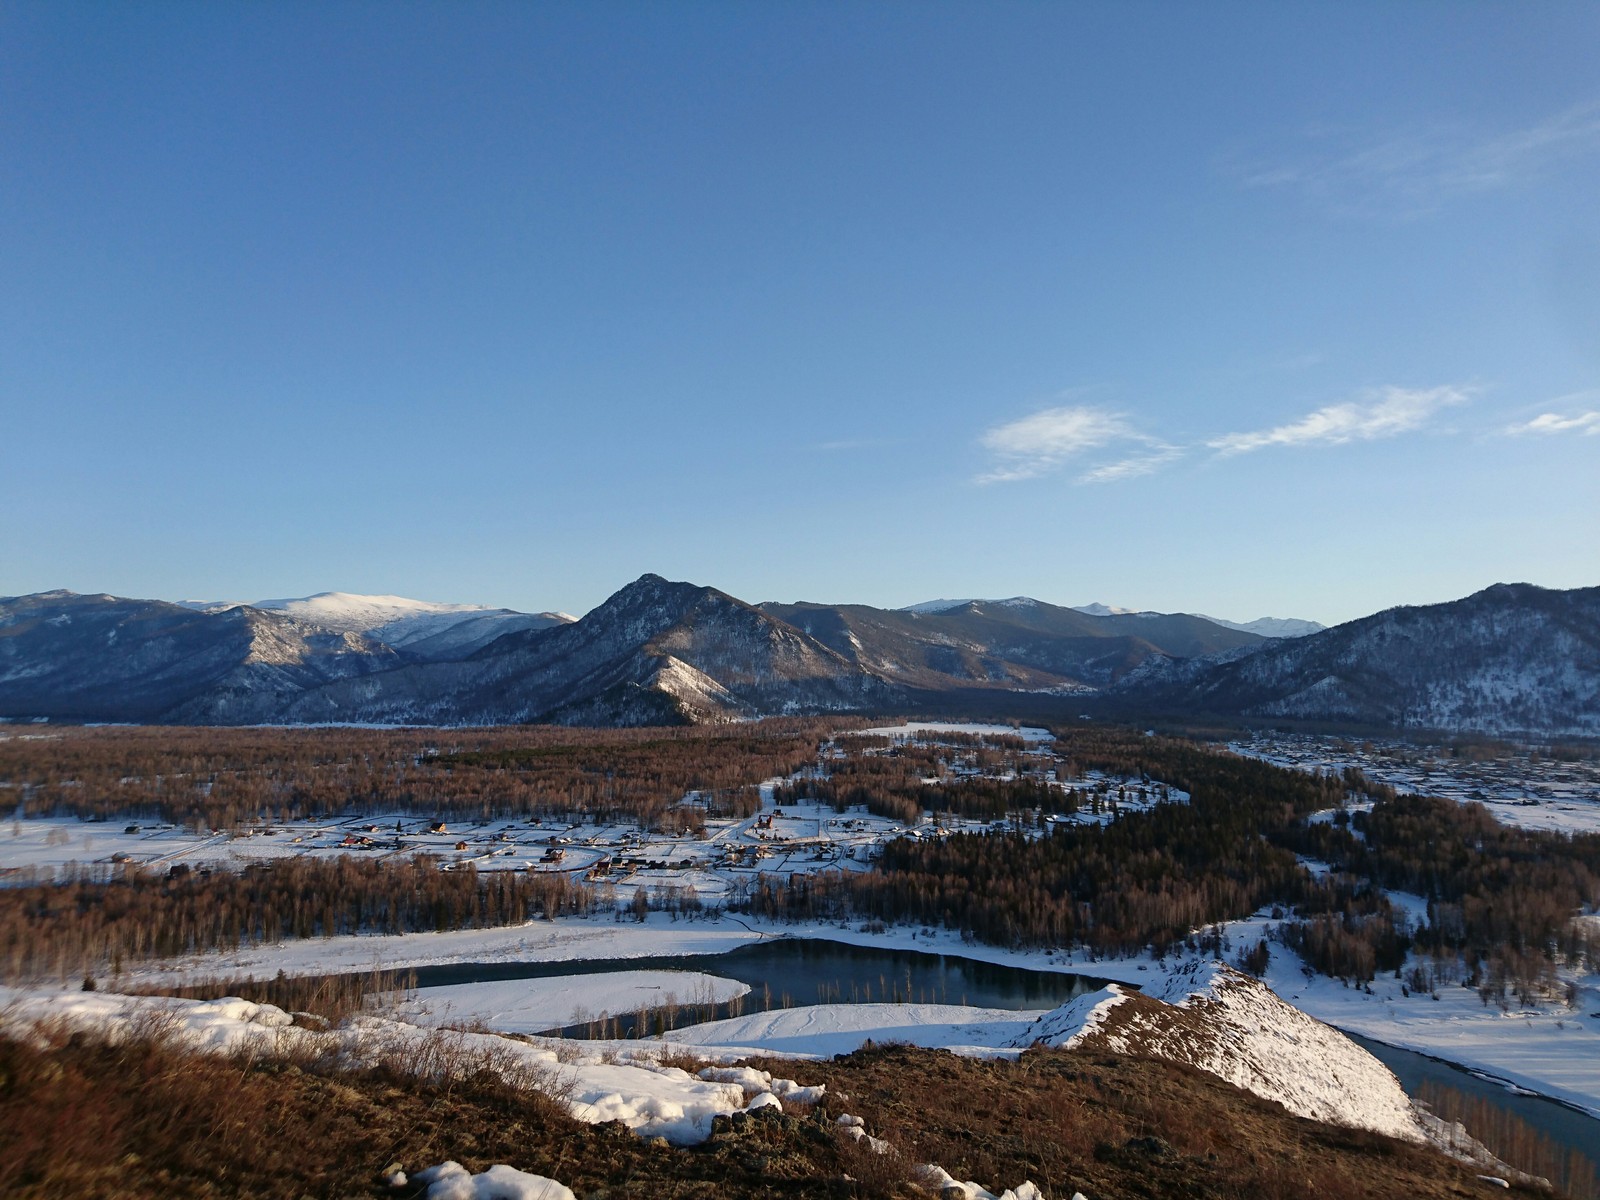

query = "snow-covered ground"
125;912;764;984
0;778;1178;883
409;1161;574;1200
660;1002;1041;1059
1231;733;1600;836
0;985;811;1146
855;722;1055;744
1231;910;1600;1120
1070;961;1423;1142
0;981;1053;1200
391;970;749;1034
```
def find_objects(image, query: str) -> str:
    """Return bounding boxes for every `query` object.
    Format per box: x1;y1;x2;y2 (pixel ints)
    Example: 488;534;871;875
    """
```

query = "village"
1;723;1188;904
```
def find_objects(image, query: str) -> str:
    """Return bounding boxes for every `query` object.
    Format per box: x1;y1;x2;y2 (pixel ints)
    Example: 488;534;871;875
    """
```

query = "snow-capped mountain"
1114;583;1600;737
1195;614;1326;639
0;591;400;723
900;596;1040;614
190;592;575;662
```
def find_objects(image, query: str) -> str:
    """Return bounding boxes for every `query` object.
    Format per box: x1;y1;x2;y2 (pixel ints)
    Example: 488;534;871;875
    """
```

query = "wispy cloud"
977;384;1471;485
1234;100;1600;217
1077;446;1185;485
1504;410;1600;437
1208;386;1468;456
976;405;1140;484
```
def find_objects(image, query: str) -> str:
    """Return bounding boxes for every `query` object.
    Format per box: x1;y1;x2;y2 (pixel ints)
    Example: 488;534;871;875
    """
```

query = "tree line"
0;719;854;832
0;855;593;983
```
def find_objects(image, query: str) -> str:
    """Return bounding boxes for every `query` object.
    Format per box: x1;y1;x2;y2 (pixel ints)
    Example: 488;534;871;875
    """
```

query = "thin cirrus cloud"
1504;411;1600;436
975;406;1178;485
1234;99;1600;217
976;386;1467;485
1076;446;1186;485
1208;386;1469;456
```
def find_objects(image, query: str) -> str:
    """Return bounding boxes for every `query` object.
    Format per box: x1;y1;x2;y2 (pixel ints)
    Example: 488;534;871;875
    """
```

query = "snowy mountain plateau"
187;591;574;660
2;577;1596;736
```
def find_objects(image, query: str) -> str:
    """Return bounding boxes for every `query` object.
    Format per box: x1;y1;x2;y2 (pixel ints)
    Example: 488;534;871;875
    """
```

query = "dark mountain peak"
1467;581;1553;606
5;588;126;608
584;573;760;633
605;572;717;608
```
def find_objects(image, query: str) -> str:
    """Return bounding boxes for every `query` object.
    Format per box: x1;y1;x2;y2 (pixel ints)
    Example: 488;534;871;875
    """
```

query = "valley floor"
115;907;1600;1121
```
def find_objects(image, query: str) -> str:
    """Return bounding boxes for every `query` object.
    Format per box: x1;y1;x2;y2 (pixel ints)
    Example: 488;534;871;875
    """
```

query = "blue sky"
3;2;1597;624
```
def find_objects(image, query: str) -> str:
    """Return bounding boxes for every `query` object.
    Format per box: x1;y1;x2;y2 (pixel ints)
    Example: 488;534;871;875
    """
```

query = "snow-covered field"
1231;733;1600;836
125;912;764;984
392;970;749;1034
855;721;1056;744
659;1002;1041;1059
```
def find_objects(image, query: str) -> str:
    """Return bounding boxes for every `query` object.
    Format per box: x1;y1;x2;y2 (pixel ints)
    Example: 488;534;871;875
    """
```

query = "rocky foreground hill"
0;961;1535;1200
2;575;1596;735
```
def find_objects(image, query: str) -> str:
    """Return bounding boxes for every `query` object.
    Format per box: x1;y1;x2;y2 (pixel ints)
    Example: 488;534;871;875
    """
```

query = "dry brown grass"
760;1044;1566;1200
0;1030;1569;1200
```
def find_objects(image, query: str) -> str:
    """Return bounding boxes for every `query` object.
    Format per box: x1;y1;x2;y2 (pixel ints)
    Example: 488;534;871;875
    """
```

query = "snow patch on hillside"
900;597;1039;614
1012;985;1129;1049
1044;960;1426;1142
412;1161;574;1200
0;985;813;1146
1071;602;1139;617
900;599;977;614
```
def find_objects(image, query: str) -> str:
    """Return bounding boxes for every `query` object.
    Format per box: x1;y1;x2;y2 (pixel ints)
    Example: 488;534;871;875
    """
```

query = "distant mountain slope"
193;592;575;662
0;591;399;723
766;596;1263;691
283;574;889;726
1196;614;1326;639
1115;583;1600;736
1072;603;1324;638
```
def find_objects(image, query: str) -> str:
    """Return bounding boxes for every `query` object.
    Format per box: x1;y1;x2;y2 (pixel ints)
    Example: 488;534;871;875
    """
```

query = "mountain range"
1;577;1595;736
918;597;1325;640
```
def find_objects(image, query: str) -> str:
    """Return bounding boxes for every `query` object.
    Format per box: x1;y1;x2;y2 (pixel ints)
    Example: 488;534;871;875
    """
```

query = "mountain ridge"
2;577;1595;736
1109;581;1600;737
